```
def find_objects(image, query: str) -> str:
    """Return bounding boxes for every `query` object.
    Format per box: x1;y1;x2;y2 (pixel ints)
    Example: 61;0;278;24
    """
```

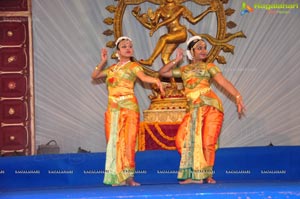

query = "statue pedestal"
138;96;188;151
143;109;186;123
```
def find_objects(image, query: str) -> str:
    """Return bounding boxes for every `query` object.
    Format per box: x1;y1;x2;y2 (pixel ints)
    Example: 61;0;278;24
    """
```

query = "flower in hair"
115;36;132;47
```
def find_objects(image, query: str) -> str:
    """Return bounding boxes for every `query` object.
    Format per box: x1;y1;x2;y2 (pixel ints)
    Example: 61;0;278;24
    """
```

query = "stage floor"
1;147;300;198
1;180;300;199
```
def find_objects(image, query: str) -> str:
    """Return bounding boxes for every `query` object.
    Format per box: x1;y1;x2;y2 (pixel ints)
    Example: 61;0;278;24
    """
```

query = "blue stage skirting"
0;146;299;190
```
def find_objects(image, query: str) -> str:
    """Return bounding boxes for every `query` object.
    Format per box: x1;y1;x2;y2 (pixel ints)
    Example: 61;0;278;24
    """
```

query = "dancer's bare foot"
205;177;216;184
179;179;203;184
126;177;141;186
179;179;192;184
112;181;126;186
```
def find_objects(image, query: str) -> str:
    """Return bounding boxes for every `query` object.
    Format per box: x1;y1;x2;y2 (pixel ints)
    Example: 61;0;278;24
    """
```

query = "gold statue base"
144;98;187;123
143;82;187;123
143;108;186;123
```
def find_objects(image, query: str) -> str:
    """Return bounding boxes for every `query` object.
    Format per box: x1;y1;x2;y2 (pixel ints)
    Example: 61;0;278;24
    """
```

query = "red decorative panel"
0;0;33;156
0;100;28;123
0;48;27;71
138;122;180;151
0;21;26;46
0;74;27;98
0;0;28;11
0;126;28;150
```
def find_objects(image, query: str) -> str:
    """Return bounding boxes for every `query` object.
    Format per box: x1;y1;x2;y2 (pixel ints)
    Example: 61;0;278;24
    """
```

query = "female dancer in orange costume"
92;36;164;186
159;36;245;184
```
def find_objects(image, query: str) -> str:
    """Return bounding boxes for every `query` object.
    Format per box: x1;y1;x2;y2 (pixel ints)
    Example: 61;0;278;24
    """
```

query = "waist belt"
186;87;211;100
109;94;134;102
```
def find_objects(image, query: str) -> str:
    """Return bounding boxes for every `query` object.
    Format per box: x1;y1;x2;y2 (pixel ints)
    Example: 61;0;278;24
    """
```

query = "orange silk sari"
173;62;224;180
102;62;143;185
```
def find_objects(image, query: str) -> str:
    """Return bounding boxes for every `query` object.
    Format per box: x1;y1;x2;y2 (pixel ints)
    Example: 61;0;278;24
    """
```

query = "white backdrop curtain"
32;0;300;153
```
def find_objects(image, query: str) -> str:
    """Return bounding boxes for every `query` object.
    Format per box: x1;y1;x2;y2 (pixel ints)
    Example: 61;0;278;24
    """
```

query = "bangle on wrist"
172;60;176;65
95;65;100;70
236;95;241;104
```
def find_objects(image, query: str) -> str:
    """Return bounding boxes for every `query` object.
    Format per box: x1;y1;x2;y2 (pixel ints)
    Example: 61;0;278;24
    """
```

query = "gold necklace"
113;60;130;72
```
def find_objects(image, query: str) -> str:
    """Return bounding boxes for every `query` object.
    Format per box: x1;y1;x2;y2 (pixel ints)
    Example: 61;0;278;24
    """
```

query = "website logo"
254;3;299;14
240;2;254;16
241;2;299;15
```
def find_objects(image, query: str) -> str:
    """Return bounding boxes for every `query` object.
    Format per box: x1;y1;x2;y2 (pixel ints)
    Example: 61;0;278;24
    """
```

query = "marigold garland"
144;124;176;150
153;123;176;141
